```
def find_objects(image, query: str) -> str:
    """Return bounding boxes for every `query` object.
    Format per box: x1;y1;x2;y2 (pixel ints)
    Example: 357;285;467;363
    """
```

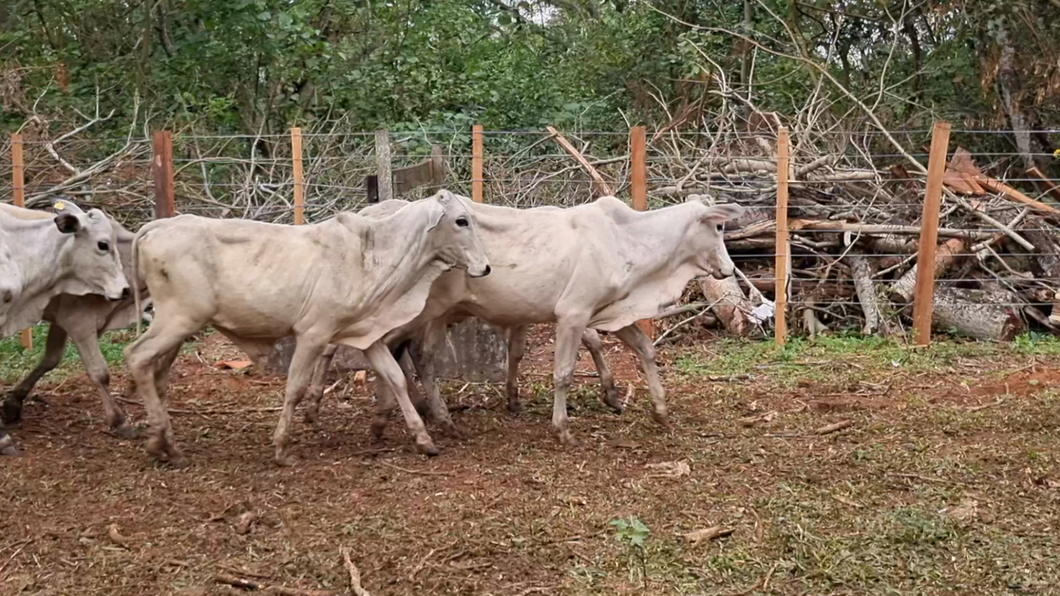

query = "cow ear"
54;212;83;234
700;203;744;224
51;198;85;215
426;198;446;231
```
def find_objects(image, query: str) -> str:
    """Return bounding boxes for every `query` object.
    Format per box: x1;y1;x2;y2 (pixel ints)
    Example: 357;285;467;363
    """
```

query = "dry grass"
2;331;1059;596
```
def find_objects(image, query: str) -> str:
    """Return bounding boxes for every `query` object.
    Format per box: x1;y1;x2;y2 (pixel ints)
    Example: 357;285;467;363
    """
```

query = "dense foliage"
2;1;1058;149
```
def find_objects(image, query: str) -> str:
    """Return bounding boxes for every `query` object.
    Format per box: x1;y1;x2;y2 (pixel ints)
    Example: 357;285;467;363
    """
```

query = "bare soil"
2;331;1059;596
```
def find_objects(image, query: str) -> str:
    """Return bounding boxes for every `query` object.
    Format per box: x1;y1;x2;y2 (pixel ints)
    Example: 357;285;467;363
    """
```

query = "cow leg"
3;324;68;425
505;325;527;414
68;330;136;439
398;347;430;417
0;420;17;456
407;320;461;438
124;317;198;467
273;336;328;467
614;324;669;428
364;341;439;456
581;329;623;413
304;344;339;424
552;319;588;446
153;346;182;404
367;340;433;440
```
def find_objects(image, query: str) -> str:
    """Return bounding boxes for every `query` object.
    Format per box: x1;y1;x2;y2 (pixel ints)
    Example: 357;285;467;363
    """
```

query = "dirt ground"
2;329;1059;596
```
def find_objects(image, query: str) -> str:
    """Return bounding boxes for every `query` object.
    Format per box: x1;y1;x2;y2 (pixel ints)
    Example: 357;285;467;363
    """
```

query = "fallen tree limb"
342;547;372;596
953;195;1035;251
850;255;886;335
815;420;854;435
545;126;614;196
890;237;967;302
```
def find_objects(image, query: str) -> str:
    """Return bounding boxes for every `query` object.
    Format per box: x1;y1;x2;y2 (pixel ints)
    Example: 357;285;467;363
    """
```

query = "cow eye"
715;224;723;232
97;240;110;253
456;217;469;228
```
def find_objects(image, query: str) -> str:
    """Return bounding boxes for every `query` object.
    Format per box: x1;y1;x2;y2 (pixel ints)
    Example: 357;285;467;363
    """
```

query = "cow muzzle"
469;263;492;278
712;268;733;280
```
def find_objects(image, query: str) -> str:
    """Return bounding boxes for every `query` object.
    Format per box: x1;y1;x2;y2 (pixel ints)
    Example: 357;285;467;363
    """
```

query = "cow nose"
483;264;492;276
120;287;131;300
712;270;730;280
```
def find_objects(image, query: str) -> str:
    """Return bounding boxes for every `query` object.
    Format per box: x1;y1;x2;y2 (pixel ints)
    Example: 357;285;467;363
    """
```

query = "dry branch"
545;126;614;196
341;547;371;596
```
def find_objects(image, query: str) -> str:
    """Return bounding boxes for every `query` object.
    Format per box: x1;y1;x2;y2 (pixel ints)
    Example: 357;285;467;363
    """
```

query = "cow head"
689;199;744;280
425;190;491;278
51;199;131;301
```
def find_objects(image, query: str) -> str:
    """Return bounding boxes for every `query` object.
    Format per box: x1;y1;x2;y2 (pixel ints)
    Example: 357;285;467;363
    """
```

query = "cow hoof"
415;437;440;457
1;398;23;424
651;410;671;429
507;400;523;415
556;430;579;447
438;423;465;440
168;454;191;469
602;387;625;413
112;424;140;440
303;408;320;425
274;453;299;467
0;436;19;456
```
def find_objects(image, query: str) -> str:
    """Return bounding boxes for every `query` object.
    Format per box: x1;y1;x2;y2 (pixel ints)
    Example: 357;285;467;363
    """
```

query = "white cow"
2;216;146;440
311;195;742;447
302;201;624;434
0;200;131;456
123;190;490;467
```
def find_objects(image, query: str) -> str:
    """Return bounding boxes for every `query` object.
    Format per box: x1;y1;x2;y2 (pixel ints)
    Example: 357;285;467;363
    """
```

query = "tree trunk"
995;19;1037;171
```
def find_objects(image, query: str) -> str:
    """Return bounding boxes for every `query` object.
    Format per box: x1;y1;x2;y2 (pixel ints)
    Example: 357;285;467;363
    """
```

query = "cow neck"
0;215;76;298
611;201;704;277
351;201;440;299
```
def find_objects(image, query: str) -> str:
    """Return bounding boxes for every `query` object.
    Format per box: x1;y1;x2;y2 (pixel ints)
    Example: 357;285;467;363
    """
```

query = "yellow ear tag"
1054;149;1060;159
54;201;66;210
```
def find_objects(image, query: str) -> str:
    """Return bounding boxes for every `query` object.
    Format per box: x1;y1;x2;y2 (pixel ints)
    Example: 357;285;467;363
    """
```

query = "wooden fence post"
775;127;791;346
291;127;305;224
630;125;653;336
472;124;484;203
11;133;32;350
375;130;393;203
912;121;952;346
152;130;175;219
429;144;445;193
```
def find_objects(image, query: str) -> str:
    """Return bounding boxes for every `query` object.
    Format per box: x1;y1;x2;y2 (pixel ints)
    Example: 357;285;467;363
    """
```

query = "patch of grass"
1013;331;1060;356
0;325;207;384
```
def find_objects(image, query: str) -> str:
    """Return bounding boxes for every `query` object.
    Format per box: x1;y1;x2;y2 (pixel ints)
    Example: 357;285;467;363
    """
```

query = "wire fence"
3;120;1060;343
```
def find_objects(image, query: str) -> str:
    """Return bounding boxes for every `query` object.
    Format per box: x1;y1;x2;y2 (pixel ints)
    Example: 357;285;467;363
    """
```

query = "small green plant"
611;515;650;586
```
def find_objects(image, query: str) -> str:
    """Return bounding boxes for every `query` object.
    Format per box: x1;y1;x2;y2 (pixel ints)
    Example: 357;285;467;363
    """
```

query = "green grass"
0;325;207;384
669;333;1045;385
0;324;130;383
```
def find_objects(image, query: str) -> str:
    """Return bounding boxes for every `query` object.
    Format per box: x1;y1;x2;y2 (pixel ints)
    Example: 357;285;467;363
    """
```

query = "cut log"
700;276;752;335
890;237;966;302
931;286;1025;341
